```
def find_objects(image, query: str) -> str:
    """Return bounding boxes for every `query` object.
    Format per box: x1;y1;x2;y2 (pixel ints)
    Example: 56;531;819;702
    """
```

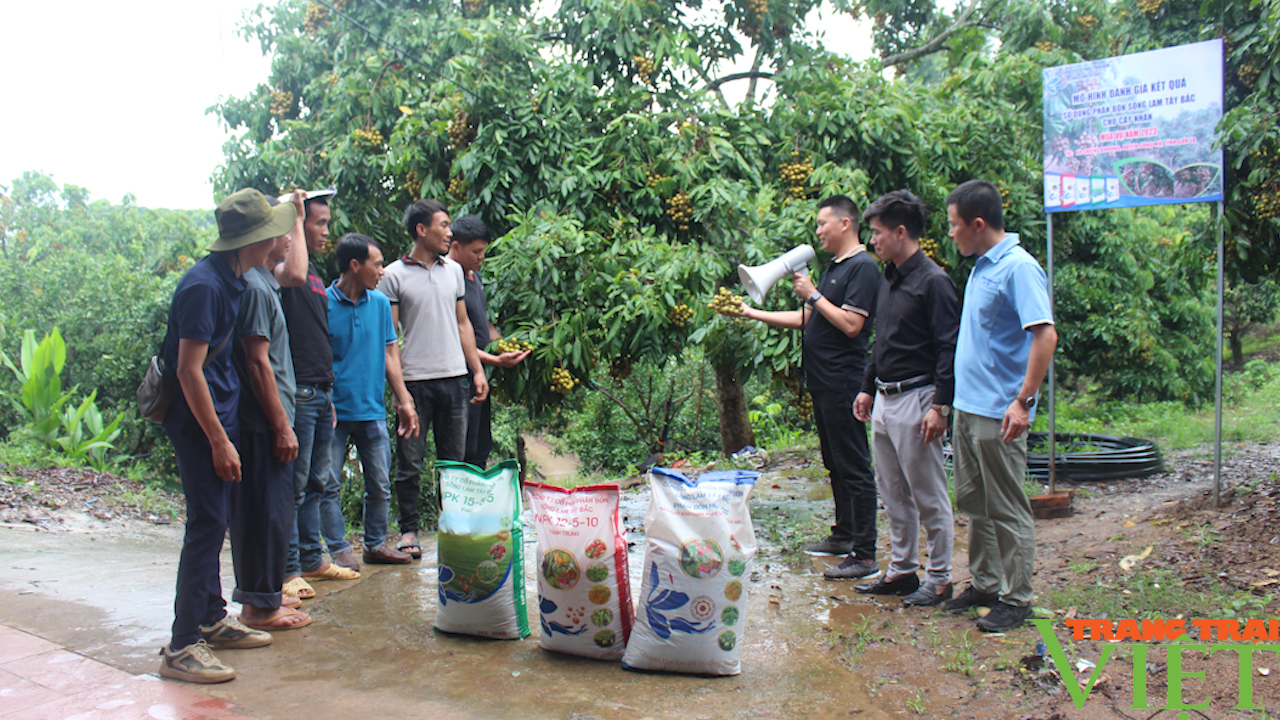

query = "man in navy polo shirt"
327;233;419;565
941;179;1057;633
158;188;296;684
718;195;882;580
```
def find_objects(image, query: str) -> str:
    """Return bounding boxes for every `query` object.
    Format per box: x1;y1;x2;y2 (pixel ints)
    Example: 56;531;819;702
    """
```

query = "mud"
0;476;900;720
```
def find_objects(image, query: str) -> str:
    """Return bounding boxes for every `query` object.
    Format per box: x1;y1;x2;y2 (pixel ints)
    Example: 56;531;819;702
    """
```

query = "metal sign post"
1047;213;1057;494
1214;202;1225;506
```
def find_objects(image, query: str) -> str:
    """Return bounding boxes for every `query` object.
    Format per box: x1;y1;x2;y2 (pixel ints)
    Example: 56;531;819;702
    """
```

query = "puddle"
0;479;901;719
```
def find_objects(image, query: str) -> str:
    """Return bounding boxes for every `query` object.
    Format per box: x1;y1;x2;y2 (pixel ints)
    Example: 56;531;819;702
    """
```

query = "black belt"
298;381;332;391
875;375;932;396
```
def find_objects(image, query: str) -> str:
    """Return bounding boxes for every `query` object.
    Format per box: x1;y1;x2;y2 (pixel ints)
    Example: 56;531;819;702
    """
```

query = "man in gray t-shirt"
229;218;311;632
378;199;489;558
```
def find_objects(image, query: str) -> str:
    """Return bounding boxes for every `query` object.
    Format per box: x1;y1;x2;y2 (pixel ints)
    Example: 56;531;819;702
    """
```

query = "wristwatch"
808;291;823;304
931;404;952;417
1017;394;1036;409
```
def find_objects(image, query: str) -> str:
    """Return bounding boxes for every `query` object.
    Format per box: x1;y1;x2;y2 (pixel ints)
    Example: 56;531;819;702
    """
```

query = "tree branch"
880;0;984;68
704;70;775;92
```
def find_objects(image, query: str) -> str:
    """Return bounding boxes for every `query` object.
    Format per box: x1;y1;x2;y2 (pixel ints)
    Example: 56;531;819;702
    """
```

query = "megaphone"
737;245;816;304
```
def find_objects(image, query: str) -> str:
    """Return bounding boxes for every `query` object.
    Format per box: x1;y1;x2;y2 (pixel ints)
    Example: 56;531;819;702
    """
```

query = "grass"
906;689;927;715
830;614;879;660
1044;568;1272;622
942;630;980;676
114;480;181;518
1034;358;1280;451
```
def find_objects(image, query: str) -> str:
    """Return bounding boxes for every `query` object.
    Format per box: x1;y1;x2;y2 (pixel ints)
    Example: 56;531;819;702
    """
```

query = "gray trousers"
871;385;953;585
952;410;1035;607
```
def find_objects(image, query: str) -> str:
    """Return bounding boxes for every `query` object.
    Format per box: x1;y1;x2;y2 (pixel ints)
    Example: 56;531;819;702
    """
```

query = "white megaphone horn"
737;245;816;304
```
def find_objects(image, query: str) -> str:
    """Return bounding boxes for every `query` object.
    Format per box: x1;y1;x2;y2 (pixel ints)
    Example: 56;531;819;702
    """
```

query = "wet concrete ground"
0;475;895;720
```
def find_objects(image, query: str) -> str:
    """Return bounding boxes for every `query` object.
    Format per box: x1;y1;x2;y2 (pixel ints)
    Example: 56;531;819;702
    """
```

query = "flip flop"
396;541;422;560
243;609;313;632
283;577;315;599
302;563;361;581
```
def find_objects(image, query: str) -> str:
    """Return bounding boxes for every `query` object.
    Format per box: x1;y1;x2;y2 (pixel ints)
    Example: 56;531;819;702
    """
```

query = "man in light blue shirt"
941;180;1057;633
327;233;420;565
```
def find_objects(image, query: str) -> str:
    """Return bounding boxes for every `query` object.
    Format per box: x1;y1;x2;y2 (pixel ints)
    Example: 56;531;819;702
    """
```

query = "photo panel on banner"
1042;39;1224;213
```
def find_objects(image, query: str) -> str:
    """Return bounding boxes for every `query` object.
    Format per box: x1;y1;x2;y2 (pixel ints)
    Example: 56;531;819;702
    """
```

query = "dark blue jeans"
166;426;235;649
812;385;878;560
333;419;393;550
286;384;347;577
393;377;468;533
230;430;293;609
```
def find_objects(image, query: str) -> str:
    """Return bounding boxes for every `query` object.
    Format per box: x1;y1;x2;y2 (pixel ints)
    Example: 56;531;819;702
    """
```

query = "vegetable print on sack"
526;482;634;660
622;468;759;676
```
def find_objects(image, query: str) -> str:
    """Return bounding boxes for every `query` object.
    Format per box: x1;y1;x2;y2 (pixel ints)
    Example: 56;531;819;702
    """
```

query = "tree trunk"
1229;333;1244;369
713;362;754;457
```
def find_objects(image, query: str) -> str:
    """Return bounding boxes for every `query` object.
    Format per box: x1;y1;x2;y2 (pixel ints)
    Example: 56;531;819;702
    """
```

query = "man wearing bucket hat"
157;188;296;684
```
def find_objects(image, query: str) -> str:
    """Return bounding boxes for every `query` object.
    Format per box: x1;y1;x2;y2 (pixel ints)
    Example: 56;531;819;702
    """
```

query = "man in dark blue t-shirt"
158;188;296;684
720;195;882;580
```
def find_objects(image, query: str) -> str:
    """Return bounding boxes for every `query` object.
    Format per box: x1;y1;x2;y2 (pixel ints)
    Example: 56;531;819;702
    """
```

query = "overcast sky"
0;1;871;210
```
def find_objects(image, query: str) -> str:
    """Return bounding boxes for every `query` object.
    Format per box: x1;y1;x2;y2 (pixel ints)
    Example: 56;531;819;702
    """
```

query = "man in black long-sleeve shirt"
850;190;961;606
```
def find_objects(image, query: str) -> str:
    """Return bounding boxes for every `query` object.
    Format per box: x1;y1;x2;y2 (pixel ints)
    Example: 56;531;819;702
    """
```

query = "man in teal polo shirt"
942;179;1057;633
326;233;419;565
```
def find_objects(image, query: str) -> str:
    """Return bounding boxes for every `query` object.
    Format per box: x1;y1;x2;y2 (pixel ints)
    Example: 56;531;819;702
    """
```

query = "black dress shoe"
902;581;954;607
855;573;920;596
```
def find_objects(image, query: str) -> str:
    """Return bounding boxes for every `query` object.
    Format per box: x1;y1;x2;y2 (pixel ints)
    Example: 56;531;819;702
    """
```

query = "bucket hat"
210;188;297;251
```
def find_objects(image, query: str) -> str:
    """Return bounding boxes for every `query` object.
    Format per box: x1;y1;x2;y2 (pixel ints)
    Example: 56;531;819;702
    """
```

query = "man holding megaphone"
718;195;882;580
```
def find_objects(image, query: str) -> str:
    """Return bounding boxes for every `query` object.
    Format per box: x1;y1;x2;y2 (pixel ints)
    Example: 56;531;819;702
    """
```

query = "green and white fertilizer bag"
434;460;529;639
525;482;635;660
622;468;759;676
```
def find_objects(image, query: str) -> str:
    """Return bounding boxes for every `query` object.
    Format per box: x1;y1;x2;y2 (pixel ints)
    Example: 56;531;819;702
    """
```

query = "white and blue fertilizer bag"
434;459;529;639
622;467;759;675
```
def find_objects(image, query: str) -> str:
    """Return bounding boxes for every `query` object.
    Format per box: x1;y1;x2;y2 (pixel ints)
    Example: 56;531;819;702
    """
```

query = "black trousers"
464;396;493;469
812;386;878;559
394;377;468;533
167;427;235;649
230;430;294;610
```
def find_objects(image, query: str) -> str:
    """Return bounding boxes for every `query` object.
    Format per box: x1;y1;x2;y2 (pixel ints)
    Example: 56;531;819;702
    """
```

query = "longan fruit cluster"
780;152;813;200
448;177;467;199
352;127;384;149
1077;14;1099;29
773;367;801;392
463;0;483;14
1138;0;1163;16
449;108;475;150
404;170;422;198
668;304;692;327
1255;191;1280;220
646;169;670;188
1035;40;1057;52
667;191;693;230
708;287;744;315
632;55;655;84
551;367;578;394
1238;63;1260;90
791;392;813;422
303;2;328;34
609;356;634;380
494;338;533;354
270;90;293;118
919;237;947;269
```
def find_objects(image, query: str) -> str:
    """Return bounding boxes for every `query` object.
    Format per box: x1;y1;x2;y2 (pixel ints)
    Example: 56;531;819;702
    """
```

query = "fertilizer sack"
526;482;634;660
434;460;529;639
622;468;759;676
